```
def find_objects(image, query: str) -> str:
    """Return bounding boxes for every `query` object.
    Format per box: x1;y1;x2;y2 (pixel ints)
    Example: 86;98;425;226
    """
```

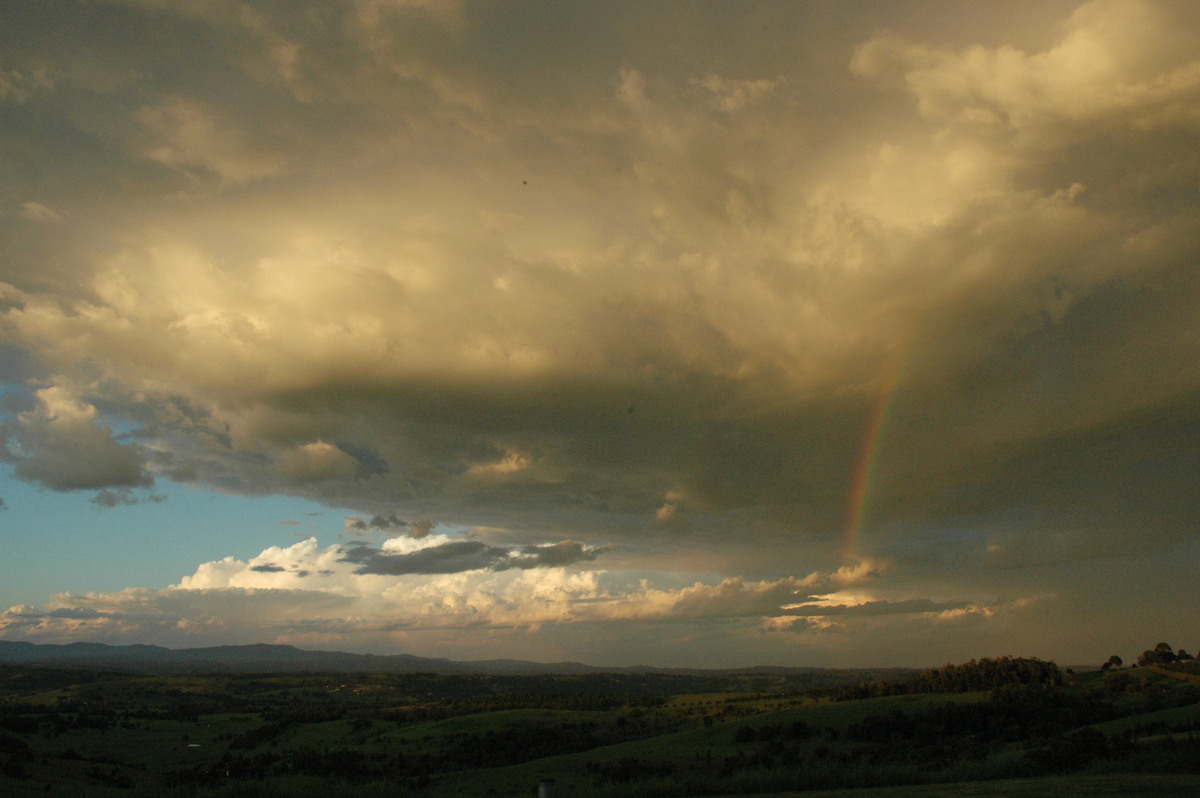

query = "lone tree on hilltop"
1100;655;1123;671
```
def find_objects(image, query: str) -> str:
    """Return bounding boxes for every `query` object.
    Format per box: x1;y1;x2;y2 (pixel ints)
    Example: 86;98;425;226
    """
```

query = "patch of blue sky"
0;469;348;610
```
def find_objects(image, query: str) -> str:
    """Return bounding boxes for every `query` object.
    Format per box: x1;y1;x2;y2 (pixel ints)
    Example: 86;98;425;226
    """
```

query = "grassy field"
725;773;1200;797
1;659;1198;796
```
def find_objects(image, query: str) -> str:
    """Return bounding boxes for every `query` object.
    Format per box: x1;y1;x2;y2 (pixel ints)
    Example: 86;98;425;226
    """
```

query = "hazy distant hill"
0;640;914;682
0;640;485;674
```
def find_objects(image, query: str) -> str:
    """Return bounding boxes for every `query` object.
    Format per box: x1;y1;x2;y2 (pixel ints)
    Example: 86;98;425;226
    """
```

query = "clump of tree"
1101;643;1198;671
1137;642;1179;666
908;657;1063;694
838;656;1062;701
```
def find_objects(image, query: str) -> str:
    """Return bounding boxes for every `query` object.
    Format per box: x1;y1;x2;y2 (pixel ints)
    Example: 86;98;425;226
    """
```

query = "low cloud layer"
1;1;1198;665
0;537;1015;665
344;513;434;538
340;536;608;576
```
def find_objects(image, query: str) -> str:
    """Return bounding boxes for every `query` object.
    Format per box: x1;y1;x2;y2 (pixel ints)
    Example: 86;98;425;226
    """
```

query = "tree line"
837;656;1062;701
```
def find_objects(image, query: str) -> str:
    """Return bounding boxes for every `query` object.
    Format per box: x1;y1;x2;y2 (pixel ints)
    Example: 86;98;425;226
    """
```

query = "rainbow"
840;344;908;566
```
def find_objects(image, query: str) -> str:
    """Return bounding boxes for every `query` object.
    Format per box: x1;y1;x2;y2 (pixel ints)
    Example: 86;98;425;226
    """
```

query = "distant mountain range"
0;640;916;680
0;640;581;675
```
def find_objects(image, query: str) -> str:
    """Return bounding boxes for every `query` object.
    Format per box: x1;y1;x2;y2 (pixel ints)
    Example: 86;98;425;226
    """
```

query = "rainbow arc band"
841;342;908;566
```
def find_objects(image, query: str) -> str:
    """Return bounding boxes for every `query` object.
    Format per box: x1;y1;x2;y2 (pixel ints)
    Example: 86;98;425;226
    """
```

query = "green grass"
2;663;1198;797
266;706;617;753
1088;700;1200;736
721;773;1200;797
424;691;1000;797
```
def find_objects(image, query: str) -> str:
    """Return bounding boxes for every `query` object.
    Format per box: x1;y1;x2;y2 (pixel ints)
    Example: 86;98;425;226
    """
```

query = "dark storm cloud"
344;513;435;538
0;403;153;494
0;2;1195;556
518;540;610;568
1;1;1198;666
342;538;607;576
342;540;504;575
407;518;435;538
250;564;285;573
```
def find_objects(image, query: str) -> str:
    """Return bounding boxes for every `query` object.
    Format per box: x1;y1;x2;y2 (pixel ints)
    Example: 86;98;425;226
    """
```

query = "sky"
1;0;1198;669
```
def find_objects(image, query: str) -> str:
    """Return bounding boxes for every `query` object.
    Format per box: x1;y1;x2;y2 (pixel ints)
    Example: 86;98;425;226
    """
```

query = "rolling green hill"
0;656;1197;797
